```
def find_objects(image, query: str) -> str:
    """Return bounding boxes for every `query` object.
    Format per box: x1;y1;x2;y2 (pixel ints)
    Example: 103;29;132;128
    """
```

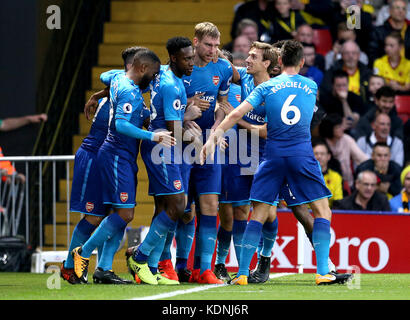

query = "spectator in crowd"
368;0;410;65
373;31;410;93
290;0;333;28
230;0;276;44
375;0;410;26
366;74;386;108
319;113;369;190
232;35;252;56
319;70;366;131
354;85;404;139
356;113;404;167
299;42;323;86
355;142;402;198
333;170;391;211
312;139;343;207
321;40;372;102
0;113;47;132
330;0;373;54
389;165;410;212
271;0;307;42
325;22;369;71
223;18;259;52
294;24;325;71
232;51;248;67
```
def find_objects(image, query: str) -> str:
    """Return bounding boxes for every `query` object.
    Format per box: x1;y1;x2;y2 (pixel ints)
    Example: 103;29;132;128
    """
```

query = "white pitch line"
130;273;295;300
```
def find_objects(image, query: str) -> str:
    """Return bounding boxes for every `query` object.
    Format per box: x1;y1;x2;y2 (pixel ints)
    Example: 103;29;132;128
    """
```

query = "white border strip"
130;273;295;300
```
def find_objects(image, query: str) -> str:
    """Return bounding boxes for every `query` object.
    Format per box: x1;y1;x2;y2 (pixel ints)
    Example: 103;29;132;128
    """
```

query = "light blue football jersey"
103;73;149;159
148;65;187;132
245;73;317;159
182;58;233;133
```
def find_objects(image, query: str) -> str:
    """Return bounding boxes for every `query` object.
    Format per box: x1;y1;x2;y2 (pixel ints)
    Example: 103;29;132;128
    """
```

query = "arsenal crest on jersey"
235;94;241;103
120;192;128;203
212;76;220;86
85;202;94;212
173;180;182;191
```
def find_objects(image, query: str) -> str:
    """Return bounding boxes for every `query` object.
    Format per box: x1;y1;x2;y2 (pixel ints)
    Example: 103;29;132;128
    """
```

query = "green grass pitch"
1;272;410;300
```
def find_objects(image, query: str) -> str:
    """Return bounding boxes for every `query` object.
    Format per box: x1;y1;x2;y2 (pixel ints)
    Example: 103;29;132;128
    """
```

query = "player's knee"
199;196;219;214
117;208;134;224
84;214;103;226
233;206;249;221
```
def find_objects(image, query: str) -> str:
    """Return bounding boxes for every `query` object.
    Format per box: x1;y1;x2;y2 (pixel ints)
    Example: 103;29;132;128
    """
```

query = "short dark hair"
133;48;161;66
272;40;286;50
122;46;145;70
312;137;331;153
375;85;395;100
332;69;349;84
280;40;304;67
373;141;390;150
166;36;192;56
318;113;343;139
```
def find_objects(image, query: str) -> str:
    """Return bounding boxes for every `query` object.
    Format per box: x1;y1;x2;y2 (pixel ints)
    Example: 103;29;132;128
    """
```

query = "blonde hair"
250;41;278;75
194;22;220;40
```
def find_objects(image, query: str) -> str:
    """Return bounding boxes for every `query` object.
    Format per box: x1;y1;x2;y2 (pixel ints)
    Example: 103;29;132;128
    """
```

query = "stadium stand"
395;95;410;124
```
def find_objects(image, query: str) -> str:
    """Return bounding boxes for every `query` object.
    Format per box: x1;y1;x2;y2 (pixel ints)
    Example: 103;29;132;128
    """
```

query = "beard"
139;74;152;91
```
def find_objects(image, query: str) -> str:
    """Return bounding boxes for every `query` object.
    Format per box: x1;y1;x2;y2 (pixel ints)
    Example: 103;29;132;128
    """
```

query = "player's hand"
190;93;210;112
84;95;99;120
184;102;202;121
184;120;202;140
28;113;48;124
217;136;228;152
153;131;177;147
218;101;235;115
200;138;216;165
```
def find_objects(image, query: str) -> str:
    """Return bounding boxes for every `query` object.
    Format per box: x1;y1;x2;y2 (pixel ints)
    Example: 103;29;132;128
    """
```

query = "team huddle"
60;22;353;287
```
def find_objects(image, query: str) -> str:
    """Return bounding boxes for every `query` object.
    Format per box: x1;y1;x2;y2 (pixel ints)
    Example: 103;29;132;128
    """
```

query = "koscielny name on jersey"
271;81;314;95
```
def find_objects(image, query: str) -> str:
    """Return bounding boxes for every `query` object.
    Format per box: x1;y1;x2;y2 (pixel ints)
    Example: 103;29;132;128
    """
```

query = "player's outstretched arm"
218;101;267;138
200;100;253;164
116;118;176;147
0;114;47;132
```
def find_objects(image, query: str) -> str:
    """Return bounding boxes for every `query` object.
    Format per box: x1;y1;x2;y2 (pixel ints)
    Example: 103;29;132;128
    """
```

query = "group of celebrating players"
59;21;353;287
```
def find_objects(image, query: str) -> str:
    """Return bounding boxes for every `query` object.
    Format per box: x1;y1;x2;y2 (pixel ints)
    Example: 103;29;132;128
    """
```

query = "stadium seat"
312;29;333;56
395;95;410;124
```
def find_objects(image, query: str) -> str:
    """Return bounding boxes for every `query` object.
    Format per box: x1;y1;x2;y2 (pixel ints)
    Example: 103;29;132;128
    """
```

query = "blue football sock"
159;228;175;262
81;213;127;259
232;219;247;265
134;211;176;263
256;235;263;260
175;218;195;271
238;220;263;277
215;226;232;265
261;217;278;257
97;225;126;271
64;218;97;269
96;243;104;265
312;218;331;276
198;214;217;274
